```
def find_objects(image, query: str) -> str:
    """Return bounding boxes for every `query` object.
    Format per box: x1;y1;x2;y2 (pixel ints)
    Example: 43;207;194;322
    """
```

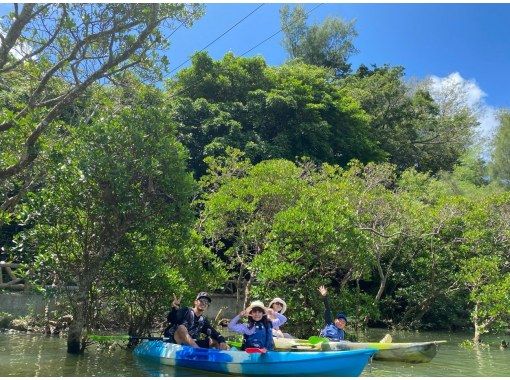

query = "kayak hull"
326;341;443;363
274;338;446;363
133;340;376;376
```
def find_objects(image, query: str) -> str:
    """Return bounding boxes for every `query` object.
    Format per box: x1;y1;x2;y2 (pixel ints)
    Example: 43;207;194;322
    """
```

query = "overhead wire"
168;3;323;99
168;4;265;76
239;3;323;57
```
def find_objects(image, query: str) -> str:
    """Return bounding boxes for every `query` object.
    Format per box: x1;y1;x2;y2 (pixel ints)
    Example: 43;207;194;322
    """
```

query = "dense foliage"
1;4;508;349
168;52;381;177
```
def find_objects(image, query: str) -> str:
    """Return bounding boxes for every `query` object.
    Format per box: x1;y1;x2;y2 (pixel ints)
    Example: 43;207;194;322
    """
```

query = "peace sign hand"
172;293;182;308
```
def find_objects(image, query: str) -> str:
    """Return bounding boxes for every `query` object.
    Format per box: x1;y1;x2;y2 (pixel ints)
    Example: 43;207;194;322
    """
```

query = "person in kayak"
228;300;287;350
318;285;347;341
163;292;229;350
268;297;292;338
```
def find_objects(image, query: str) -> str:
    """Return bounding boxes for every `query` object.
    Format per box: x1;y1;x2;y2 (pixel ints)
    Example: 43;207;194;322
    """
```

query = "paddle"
89;335;170;343
89;335;130;342
308;336;329;345
245;347;267;354
227;340;242;349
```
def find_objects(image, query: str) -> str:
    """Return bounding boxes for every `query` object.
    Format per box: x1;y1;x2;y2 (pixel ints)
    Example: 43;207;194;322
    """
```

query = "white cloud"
0;28;32;60
426;72;499;145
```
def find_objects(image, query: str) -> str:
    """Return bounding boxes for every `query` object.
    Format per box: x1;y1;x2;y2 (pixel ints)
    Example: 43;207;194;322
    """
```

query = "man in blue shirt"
318;285;347;341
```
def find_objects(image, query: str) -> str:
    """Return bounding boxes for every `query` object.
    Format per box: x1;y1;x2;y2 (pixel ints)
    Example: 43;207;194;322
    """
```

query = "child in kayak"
228;300;287;351
318;285;347;341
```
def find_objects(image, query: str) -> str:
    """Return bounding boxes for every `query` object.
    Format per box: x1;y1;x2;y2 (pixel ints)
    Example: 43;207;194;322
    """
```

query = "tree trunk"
472;302;481;344
67;287;89;354
375;275;387;303
243;277;253;309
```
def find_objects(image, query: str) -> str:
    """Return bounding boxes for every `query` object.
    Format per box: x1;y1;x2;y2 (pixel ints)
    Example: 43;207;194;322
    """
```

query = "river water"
1;328;509;376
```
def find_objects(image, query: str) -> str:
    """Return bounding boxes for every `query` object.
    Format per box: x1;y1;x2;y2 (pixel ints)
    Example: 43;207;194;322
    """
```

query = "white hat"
268;297;287;314
246;300;267;315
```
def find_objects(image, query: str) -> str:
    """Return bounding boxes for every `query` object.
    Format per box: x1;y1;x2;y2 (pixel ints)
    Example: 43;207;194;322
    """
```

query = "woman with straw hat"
228;300;287;351
268;297;292;338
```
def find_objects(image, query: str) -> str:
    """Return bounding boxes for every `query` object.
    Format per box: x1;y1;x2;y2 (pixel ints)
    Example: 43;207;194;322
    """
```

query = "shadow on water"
1;329;509;376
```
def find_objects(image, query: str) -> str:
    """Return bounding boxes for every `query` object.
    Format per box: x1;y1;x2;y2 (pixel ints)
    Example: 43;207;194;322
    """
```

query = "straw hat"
268;297;287;314
245;300;267;315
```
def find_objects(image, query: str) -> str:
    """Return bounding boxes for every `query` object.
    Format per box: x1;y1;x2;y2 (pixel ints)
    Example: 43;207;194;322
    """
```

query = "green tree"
14;86;217;353
251;173;371;336
0;3;204;221
170;52;382;177
280;5;358;77
340;65;477;173
490;111;510;187
460;256;510;343
199;158;304;306
457;192;510;342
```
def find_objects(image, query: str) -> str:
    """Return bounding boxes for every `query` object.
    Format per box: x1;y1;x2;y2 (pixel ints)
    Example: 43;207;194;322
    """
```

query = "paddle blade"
245;347;267;354
308;336;329;345
227;340;242;349
379;334;392;343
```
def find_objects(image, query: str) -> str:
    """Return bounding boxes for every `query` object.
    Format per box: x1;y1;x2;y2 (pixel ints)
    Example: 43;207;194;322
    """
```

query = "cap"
336;312;347;322
195;292;212;303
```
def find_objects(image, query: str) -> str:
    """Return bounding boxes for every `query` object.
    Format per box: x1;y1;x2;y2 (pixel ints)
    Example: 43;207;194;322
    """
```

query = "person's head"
334;312;347;330
246;300;267;322
268;297;287;314
193;292;212;314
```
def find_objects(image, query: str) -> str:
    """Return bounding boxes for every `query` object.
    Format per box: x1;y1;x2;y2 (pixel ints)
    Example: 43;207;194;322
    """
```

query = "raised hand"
318;285;327;297
172;293;182;308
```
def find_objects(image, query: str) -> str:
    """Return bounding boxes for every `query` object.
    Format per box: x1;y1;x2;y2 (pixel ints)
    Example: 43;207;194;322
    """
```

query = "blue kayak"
133;339;376;376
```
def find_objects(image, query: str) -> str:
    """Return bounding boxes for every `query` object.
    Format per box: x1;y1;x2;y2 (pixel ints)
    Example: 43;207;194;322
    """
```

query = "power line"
168;3;323;100
168;4;265;76
239;3;323;57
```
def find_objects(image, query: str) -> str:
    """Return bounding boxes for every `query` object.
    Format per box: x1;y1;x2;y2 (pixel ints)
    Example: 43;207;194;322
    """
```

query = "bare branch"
0;5;68;74
0;4;36;69
0;4;165;181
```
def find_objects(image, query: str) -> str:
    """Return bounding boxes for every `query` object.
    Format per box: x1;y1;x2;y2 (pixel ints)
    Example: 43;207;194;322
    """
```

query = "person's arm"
202;318;226;344
175;307;192;329
168;294;183;323
323;296;333;325
319;286;332;325
167;307;179;323
270;312;287;329
228;314;254;335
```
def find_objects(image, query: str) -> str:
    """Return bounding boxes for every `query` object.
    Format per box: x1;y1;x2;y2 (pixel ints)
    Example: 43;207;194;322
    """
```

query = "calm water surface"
1;329;509;376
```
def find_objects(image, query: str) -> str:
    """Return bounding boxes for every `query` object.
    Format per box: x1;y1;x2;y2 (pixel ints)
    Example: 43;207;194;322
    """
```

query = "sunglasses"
198;298;210;306
274;302;284;306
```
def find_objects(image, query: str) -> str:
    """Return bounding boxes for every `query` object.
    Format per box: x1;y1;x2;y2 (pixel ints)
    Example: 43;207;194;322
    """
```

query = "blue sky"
165;3;510;139
1;3;507;138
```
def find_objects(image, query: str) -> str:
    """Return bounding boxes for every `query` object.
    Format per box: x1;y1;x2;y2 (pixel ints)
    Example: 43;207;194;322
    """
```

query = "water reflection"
1;329;509;376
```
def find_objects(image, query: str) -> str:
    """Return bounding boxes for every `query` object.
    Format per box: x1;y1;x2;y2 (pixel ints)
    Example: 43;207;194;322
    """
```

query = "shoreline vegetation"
1;4;509;355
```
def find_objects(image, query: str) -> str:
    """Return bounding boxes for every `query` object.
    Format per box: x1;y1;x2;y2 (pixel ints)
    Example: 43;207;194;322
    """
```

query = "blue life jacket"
242;320;274;350
320;323;345;341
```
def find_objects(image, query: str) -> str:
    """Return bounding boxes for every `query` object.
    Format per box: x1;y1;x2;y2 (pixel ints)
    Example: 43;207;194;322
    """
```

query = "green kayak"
273;337;447;363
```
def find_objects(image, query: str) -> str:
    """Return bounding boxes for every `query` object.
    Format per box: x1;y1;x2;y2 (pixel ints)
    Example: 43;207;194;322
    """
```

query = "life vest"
164;308;206;340
320;323;345;341
242;320;274;350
